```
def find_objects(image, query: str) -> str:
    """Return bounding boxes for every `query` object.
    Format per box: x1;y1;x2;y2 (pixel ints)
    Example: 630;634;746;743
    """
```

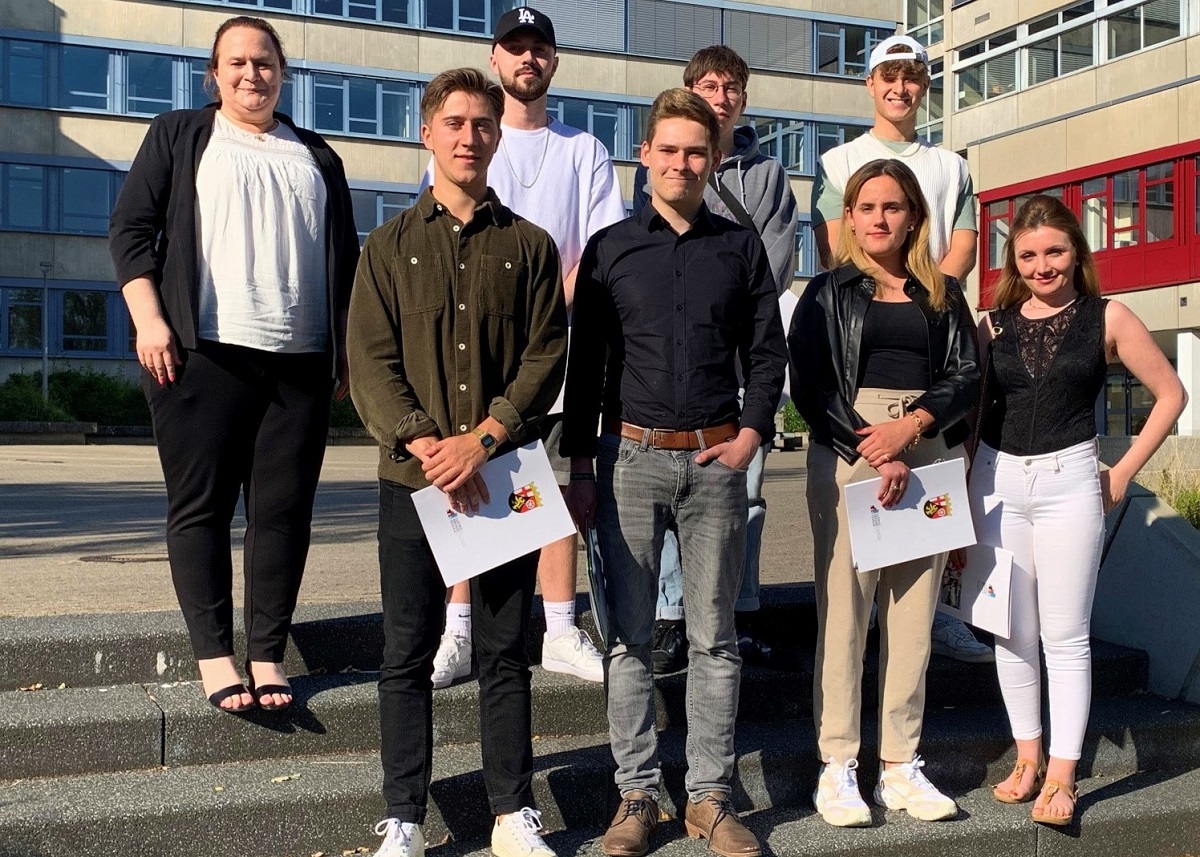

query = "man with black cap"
425;5;626;691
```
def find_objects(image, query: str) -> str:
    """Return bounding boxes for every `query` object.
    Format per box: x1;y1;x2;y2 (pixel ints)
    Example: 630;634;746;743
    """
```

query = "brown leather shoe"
601;790;658;857
683;792;761;857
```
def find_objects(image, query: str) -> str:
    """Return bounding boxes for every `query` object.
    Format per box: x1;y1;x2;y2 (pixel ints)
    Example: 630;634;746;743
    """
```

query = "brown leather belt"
602;418;738;451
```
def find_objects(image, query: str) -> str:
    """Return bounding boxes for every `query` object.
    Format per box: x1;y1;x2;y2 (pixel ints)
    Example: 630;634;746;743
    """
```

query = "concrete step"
378;768;1200;857
7;710;1200;857
0;639;1151;778
0;588;818;689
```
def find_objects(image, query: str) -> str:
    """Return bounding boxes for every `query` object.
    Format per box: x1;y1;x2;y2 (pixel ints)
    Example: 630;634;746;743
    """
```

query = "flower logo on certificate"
923;493;952;519
509;483;544;514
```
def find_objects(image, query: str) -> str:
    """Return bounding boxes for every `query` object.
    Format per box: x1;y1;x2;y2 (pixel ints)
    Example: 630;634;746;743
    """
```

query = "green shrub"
0;374;72;421
49;370;150;426
1153;468;1200;530
781;399;809;433
1173;488;1200;530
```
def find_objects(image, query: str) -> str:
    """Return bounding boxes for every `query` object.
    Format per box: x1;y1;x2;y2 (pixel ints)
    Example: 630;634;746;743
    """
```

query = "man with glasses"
633;46;798;675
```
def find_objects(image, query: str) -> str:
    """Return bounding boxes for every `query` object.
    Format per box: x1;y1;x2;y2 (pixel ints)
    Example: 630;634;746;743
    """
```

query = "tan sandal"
992;758;1045;804
1031;779;1077;826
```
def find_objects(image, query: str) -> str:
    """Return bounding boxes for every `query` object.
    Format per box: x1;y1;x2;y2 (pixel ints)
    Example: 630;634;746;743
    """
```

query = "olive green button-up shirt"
348;188;567;488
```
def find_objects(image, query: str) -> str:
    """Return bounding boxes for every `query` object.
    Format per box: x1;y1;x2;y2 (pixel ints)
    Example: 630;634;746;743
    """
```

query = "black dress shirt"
562;202;787;458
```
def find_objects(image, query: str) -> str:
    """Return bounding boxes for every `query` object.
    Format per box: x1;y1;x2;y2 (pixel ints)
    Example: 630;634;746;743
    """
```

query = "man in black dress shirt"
561;89;786;857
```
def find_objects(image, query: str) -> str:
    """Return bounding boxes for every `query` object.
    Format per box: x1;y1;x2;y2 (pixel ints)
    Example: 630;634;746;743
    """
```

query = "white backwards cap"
868;35;929;73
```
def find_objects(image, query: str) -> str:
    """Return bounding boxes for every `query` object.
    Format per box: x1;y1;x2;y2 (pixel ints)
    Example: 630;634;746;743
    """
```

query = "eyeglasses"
693;81;744;99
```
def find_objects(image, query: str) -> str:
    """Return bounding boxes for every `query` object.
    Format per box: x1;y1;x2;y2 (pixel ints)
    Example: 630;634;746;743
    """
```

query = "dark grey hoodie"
634;124;798;296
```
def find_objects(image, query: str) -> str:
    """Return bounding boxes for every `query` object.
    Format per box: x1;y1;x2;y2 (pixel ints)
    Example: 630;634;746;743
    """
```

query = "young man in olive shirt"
563;89;786;857
348;68;567;857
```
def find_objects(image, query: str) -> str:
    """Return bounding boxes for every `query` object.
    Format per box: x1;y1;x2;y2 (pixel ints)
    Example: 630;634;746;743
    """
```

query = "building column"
1177;330;1200;436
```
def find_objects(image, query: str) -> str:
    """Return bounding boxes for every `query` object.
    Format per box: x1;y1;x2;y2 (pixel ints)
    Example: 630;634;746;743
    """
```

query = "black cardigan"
108;104;359;369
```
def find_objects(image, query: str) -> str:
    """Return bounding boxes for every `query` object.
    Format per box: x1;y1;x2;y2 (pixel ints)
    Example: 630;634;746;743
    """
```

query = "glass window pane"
314;0;344;13
816;25;841;74
1028;11;1058;35
348;0;378;20
1113;169;1139;237
780;120;805;172
190;59;211;108
5;165;46;229
459;0;486;32
630;105;649;159
382;0;411;23
350;189;378;242
314;75;344;131
1027;37;1057;86
348;78;378;134
7;289;42;350
985;52;1016;98
1083;192;1108;250
843;26;869;75
560;98;589;134
61;169;111;233
1144;0;1180;47
988;216;1009;270
8;41;47;106
61;291;108;352
60;46;110;109
1061;25;1094;75
957;66;984;108
1145;162;1174;242
127;53;174;115
590;107;619;158
381;85;410;138
426;0;453;29
1108;8;1142;59
381;191;412;223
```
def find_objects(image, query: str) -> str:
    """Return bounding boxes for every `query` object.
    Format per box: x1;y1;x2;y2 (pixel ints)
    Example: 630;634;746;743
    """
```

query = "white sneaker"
372;819;425;857
931;613;995;663
431;633;472;688
491;807;556;857
812;758;872;827
874;755;958;821
541;628;604;683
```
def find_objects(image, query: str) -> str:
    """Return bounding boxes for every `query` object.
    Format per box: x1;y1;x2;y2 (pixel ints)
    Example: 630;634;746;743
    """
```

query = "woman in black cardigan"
109;16;358;712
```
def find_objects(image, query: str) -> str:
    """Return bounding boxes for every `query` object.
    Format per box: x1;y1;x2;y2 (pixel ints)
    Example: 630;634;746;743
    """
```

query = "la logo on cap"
518;8;535;24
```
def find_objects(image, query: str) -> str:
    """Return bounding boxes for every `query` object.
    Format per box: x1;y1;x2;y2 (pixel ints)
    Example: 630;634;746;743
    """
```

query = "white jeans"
968;439;1105;761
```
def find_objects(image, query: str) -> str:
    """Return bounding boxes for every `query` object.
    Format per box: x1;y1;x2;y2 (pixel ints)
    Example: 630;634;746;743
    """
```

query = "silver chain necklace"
500;124;552;189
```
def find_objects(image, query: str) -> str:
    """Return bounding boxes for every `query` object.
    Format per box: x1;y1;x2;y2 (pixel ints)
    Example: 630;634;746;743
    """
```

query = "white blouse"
195;111;329;353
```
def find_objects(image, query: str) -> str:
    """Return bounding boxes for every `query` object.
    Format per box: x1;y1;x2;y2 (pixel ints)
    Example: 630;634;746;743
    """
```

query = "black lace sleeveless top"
979;295;1108;456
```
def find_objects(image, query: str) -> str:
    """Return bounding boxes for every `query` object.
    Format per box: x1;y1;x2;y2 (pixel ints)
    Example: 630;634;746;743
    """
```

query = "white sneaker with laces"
491;807;557;857
541;628;604;683
372;819;425;857
931;613;995;663
812;757;872;827
431;632;472;688
874;755;958;821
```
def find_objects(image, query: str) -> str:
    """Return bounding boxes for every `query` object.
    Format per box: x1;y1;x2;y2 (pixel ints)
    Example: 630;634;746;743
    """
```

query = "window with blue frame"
61;291;109;353
350;187;417;242
0;284;133;358
2;40;47;106
3;288;42;351
795;220;816;278
313;73;418;139
127;52;176;115
547;96;624;161
0;162;125;236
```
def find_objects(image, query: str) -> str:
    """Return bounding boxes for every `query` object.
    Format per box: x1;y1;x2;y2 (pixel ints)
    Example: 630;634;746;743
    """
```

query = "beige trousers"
806;388;965;764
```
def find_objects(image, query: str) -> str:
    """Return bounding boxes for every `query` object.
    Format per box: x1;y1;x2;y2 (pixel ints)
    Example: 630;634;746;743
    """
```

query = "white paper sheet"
844;458;977;573
412;441;577;587
937;543;1013;638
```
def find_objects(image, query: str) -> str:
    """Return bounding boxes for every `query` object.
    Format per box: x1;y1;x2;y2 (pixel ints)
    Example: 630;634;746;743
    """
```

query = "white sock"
544;600;575;640
446;602;472;639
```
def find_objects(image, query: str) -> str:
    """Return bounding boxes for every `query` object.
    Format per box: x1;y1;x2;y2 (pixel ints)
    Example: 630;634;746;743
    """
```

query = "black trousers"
144;339;332;663
377;478;538;822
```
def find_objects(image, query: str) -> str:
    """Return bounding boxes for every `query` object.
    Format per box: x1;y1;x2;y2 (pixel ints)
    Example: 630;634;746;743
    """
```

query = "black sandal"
245;660;292;711
207;683;254;713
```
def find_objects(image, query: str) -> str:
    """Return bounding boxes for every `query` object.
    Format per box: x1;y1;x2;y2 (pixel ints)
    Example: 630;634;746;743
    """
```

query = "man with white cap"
811;34;992;666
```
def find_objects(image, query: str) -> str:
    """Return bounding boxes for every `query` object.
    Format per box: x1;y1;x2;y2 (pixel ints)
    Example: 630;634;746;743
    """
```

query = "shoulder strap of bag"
711;175;758;234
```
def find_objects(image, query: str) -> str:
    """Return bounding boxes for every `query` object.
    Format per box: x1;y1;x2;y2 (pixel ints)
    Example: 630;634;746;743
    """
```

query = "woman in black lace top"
969;195;1185;826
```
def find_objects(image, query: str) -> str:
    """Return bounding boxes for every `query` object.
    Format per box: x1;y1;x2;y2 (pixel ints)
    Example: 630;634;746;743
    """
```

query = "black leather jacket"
788;264;980;464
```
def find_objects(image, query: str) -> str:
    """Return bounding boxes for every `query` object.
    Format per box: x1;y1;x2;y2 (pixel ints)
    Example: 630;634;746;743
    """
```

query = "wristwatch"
472;428;498;456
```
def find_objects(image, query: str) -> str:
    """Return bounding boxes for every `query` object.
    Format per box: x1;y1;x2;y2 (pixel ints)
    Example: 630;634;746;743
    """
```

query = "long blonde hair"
992;194;1101;310
833;158;948;312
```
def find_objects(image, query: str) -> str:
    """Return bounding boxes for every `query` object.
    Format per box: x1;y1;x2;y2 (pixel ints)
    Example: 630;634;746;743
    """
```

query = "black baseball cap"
493;6;556;51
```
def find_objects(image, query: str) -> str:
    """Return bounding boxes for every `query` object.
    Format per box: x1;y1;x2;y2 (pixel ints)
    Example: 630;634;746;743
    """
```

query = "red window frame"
977;139;1200;308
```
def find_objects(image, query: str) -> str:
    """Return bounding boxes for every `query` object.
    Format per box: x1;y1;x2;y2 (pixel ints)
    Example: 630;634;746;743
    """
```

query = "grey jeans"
595;431;747;798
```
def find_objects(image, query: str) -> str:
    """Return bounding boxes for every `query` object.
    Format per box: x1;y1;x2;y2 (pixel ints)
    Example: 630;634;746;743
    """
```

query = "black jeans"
377;478;538;822
144;339;332;662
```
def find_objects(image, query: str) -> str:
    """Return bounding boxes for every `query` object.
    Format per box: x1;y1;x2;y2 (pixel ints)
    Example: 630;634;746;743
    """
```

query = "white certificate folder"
412;441;578;587
844;458;977;573
937;543;1013;638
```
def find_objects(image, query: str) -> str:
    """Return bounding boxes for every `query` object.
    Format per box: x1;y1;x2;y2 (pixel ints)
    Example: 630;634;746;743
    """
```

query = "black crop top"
857;299;931;391
979;295;1108;456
